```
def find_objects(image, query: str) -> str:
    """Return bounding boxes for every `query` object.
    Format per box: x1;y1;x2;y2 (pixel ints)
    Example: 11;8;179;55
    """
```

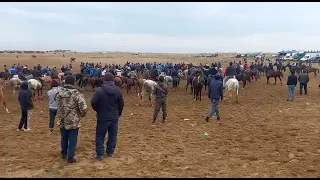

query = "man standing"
206;73;223;123
286;70;297;101
17;81;33;131
55;75;88;163
298;70;309;96
91;73;124;161
47;80;60;131
152;76;168;123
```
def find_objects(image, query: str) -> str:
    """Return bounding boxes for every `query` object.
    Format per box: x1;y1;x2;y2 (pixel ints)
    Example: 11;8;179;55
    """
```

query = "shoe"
49;128;54;132
61;154;67;160
162;119;166;123
152;120;156;123
24;128;31;131
96;156;104;161
66;158;77;163
205;117;209;122
106;154;113;158
17;128;24;131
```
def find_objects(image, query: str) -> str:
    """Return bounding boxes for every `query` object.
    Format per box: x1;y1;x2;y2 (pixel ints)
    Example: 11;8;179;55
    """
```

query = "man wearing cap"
47;79;60;131
55;75;88;163
206;73;223;123
91;72;124;161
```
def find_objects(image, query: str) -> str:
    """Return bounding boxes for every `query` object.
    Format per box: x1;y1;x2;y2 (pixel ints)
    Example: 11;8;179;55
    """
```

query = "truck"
300;53;320;61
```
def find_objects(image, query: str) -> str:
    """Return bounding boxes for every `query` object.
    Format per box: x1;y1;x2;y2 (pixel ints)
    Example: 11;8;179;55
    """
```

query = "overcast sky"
0;2;319;53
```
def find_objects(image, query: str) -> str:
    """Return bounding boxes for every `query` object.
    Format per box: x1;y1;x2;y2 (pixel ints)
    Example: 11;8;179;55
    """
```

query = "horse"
266;71;283;85
122;76;138;94
28;79;43;101
0;71;10;85
74;73;84;86
248;69;260;82
138;79;157;106
79;75;90;90
88;76;99;91
31;55;36;58
0;81;9;113
192;76;205;101
306;67;319;77
70;57;76;62
114;76;124;88
58;72;64;81
186;75;195;94
41;75;52;89
9;77;22;94
235;72;251;89
225;77;240;103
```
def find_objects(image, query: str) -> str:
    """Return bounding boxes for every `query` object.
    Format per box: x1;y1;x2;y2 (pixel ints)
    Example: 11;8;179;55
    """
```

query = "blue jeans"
60;128;79;159
207;99;220;118
96;120;119;157
287;85;296;100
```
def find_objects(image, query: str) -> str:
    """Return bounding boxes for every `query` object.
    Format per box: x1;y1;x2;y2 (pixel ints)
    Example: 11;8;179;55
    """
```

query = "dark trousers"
49;109;57;129
18;109;28;129
299;83;307;95
153;99;167;120
96;120;119;157
60;128;79;160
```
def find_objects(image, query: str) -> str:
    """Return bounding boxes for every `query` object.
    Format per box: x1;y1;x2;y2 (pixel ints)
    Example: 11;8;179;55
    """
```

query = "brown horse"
248;69;260;82
192;76;205;101
306;67;319;77
89;77;98;91
0;80;9;113
266;71;283;85
122;77;138;94
114;76;124;88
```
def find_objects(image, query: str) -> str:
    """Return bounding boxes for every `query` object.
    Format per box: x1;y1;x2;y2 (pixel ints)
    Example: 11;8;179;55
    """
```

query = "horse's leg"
3;101;9;113
274;77;277;85
200;88;202;101
267;77;269;84
242;80;246;89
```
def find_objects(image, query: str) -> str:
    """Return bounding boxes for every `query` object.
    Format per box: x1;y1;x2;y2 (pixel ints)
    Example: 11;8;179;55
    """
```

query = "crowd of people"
6;57;314;164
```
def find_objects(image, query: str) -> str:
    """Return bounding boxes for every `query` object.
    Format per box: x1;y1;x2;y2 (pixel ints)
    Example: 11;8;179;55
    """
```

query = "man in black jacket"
91;73;124;161
17;81;33;131
286;70;297;101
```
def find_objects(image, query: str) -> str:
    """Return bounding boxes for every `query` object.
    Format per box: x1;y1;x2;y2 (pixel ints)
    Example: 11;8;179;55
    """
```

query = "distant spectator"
286;70;297;101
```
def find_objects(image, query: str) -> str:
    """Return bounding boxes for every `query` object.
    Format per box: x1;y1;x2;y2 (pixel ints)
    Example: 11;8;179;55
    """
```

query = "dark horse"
235;72;251;89
192;76;205;101
248;69;260;82
186;74;195;94
266;71;283;85
122;77;138;94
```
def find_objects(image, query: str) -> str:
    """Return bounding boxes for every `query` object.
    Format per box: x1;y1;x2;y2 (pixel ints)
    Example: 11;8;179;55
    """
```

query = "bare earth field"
0;53;320;178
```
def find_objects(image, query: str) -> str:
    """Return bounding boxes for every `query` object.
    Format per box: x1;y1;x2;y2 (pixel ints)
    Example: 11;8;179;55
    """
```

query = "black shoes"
66;158;77;163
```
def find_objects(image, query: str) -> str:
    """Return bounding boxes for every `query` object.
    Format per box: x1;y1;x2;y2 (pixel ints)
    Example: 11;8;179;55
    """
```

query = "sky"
0;2;320;53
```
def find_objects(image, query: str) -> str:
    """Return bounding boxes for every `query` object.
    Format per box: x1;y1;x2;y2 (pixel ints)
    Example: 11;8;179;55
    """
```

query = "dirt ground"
0;53;320;178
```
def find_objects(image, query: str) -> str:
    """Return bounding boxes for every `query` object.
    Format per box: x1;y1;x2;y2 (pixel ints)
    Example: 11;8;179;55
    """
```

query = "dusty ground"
0;53;320;178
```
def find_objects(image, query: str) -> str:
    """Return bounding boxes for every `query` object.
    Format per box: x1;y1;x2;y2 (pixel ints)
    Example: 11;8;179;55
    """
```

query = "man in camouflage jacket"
55;75;88;163
152;76;168;123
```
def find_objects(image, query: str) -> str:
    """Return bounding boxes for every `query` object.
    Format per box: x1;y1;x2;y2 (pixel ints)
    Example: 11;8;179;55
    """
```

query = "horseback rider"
267;61;274;76
31;66;44;84
18;67;29;81
223;62;236;88
10;66;17;79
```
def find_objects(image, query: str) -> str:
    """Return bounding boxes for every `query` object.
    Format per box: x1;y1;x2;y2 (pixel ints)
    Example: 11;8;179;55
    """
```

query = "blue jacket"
10;68;17;75
90;68;95;77
208;79;223;100
18;81;33;110
91;81;124;122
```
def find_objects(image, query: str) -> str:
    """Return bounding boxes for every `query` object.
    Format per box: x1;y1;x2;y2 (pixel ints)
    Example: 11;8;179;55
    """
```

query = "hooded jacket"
18;81;33;110
91;81;124;122
55;84;88;130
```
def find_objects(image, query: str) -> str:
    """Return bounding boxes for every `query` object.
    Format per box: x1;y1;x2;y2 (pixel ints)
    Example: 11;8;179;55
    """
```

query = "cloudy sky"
0;2;319;53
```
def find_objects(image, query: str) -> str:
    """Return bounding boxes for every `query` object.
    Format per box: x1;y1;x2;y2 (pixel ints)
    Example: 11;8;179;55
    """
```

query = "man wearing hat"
206;73;223;123
91;72;124;161
55;75;88;163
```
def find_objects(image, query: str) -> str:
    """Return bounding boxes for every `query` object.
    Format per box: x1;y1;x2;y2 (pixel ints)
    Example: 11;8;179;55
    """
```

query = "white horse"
28;79;43;101
138;79;157;106
9;78;22;95
225;77;240;103
159;74;172;84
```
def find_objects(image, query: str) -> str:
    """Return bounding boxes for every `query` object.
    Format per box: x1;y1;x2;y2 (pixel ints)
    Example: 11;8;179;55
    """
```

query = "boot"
162;118;166;123
205;116;209;122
